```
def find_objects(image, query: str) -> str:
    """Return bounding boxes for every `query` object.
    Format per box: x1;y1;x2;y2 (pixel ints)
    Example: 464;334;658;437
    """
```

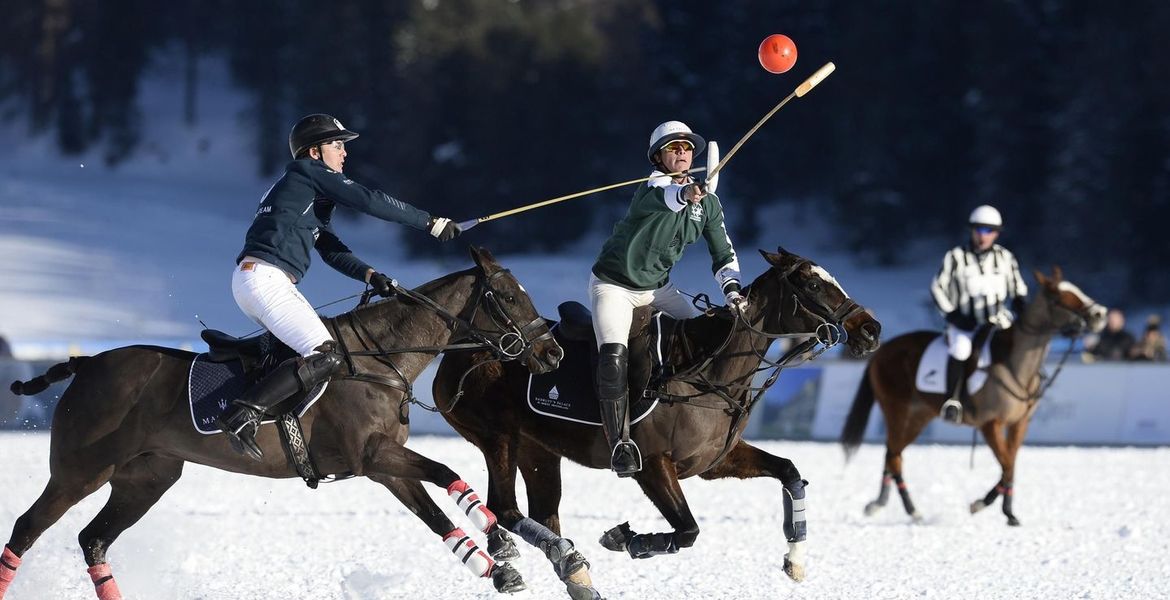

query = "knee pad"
296;342;346;389
596;343;629;401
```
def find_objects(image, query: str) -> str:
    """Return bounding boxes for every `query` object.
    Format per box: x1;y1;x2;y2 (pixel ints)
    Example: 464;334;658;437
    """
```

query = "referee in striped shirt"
930;205;1028;423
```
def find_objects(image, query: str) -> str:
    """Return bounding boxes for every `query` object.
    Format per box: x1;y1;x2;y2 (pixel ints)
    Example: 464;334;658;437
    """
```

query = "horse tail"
9;356;90;396
840;361;875;462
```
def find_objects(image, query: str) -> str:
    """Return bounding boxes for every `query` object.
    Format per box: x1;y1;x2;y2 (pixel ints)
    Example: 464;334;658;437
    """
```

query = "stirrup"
217;407;265;461
610;441;642;477
940;398;963;424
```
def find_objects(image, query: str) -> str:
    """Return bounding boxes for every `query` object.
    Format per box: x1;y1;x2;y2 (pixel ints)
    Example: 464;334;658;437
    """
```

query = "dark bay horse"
0;247;563;599
433;248;882;597
841;267;1106;526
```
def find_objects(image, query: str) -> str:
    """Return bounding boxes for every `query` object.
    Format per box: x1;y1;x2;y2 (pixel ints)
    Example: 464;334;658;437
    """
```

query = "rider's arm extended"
299;160;432;230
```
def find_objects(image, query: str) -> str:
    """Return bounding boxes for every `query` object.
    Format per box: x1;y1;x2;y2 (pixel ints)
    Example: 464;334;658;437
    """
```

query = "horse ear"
776;245;790;256
759;248;782;266
1052;265;1063;281
468;246;498;271
1034;270;1048;287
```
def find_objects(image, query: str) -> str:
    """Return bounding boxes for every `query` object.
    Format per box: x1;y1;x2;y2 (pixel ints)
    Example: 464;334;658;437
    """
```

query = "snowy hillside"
2;55;1153;360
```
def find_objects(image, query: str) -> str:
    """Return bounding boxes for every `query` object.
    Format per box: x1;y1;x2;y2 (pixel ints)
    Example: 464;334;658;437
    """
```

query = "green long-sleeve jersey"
592;172;741;292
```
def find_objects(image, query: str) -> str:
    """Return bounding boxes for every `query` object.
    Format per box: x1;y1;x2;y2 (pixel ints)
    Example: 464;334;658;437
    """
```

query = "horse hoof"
598;522;632;553
970;500;987;514
491;563;526;594
783;555;806;583
910;512;925;525
864;501;884;516
488;528;521;561
1006;515;1021;527
566;579;604;600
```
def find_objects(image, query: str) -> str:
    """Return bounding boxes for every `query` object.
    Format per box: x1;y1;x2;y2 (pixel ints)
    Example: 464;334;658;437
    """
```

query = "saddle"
525;302;668;426
200;329;289;374
193;329;332;488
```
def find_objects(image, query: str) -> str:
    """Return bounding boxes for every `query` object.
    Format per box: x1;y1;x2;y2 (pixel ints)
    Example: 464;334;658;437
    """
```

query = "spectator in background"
1131;315;1167;362
1084;308;1136;361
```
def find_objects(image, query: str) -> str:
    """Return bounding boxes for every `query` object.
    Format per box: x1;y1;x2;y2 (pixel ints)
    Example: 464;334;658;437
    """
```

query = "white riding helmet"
647;121;706;164
968;205;1003;229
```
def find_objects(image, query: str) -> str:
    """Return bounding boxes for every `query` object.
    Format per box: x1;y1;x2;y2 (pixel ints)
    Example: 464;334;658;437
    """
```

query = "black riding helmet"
288;114;360;159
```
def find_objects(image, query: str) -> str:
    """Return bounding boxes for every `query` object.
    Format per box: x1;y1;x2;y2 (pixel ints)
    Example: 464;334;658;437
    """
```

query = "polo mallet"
457;61;836;231
456;167;709;231
705;61;835;183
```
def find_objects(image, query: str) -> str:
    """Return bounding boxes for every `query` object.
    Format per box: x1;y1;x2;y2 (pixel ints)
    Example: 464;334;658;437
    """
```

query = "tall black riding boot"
940;356;966;424
217;342;345;461
596;343;641;477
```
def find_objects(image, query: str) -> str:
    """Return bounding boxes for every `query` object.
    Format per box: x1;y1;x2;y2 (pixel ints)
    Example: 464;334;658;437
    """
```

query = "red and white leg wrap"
87;563;123;600
0;546;21;598
447;480;497;533
443;528;495;578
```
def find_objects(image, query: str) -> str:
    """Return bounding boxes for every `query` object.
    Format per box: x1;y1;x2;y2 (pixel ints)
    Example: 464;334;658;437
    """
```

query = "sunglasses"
973;226;998;235
660;141;694;153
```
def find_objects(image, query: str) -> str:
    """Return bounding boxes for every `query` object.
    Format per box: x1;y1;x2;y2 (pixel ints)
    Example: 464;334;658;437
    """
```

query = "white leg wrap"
443;528;495;578
786;540;807;565
448;480;497;533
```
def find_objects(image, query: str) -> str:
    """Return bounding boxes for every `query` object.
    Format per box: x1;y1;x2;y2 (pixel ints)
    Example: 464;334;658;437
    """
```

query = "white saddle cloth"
914;332;993;395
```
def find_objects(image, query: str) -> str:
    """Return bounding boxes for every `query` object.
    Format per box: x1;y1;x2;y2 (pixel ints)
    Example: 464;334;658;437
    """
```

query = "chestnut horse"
1;247;562;599
433;248;882;598
841;267;1106;526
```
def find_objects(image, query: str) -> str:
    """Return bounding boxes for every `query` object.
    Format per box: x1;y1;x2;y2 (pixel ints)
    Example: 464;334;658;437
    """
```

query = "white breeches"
232;258;333;357
588;274;701;348
945;325;974;361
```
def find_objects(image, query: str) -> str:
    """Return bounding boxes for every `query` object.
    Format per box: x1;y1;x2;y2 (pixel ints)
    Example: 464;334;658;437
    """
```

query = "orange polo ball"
758;34;798;74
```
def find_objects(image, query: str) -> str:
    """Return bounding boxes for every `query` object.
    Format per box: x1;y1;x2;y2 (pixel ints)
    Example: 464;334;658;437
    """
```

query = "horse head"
466;246;563;373
753;247;882;358
1029;266;1107;337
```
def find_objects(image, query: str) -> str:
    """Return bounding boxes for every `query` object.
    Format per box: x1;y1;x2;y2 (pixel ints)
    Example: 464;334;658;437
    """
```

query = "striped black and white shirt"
931;243;1028;329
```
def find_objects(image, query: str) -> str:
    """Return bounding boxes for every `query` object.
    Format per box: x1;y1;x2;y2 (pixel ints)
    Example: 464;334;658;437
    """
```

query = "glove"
945;310;977;331
429;217;462;242
369;272;397;298
725;289;748;315
1011;296;1027;316
682;182;707;204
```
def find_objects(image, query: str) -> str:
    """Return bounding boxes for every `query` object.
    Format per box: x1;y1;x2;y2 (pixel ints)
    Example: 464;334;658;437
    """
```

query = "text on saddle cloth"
527;317;671;426
187;353;328;434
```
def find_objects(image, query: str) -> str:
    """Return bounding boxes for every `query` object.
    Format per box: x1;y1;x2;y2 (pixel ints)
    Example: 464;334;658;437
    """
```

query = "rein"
655;260;862;416
326;268;553;421
995;295;1094;405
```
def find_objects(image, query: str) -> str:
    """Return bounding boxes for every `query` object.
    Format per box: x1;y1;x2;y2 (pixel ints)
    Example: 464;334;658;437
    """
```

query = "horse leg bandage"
448;480;496;533
0;546;21;596
87;563;123;600
782;479;808;542
443;528;495;578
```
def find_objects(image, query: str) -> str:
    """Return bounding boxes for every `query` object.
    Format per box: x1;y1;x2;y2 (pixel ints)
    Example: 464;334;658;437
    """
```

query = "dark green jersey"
592;172;740;291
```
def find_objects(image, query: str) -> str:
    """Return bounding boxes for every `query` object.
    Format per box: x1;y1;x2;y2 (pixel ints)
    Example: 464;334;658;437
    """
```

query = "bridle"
645;258;869;474
652;258;865;414
326;267;556;422
1009;287;1101;402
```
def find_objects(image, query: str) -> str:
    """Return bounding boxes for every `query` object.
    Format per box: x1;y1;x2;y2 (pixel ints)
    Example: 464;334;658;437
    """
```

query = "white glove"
725;290;748;314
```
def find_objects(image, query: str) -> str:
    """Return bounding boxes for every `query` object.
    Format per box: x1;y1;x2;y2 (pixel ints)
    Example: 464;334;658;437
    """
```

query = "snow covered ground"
1;433;1167;599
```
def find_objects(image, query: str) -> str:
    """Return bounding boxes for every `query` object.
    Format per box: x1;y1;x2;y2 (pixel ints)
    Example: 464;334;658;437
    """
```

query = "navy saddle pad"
526;324;658;426
187;353;327;434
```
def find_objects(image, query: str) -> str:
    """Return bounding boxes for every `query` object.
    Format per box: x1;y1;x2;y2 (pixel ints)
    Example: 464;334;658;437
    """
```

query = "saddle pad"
915;333;992;395
188;353;327;435
527;325;658;426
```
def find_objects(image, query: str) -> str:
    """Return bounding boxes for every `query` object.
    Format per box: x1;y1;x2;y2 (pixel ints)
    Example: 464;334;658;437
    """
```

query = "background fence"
3;357;1166;446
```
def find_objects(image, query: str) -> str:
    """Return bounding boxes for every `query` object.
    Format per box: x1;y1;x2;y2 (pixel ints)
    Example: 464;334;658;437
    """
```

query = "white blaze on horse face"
1057;280;1107;331
810;265;849;298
